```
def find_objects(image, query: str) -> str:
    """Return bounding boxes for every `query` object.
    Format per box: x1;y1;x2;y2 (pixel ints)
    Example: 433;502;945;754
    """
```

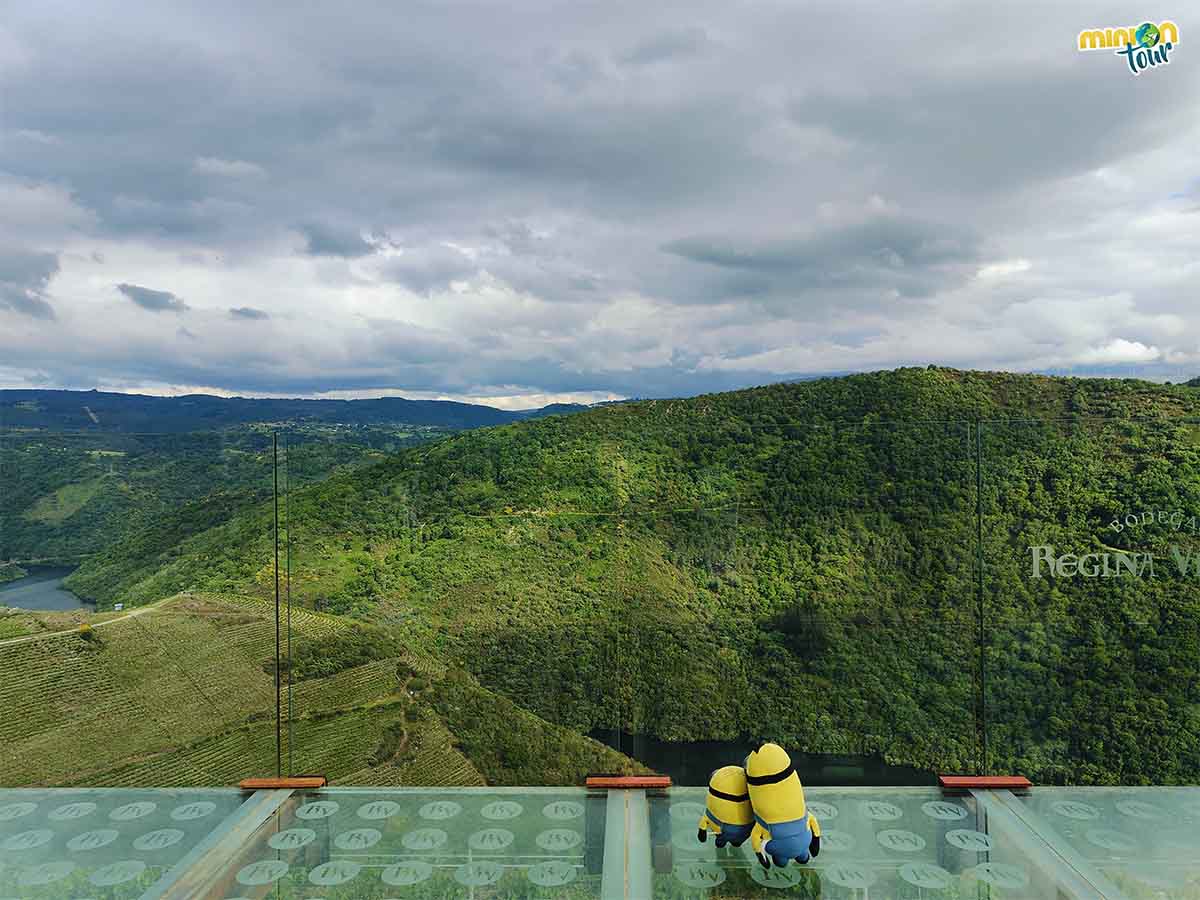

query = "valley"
4;368;1200;788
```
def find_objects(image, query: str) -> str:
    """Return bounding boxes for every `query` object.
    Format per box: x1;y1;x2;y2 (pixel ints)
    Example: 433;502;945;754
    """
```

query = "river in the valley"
0;566;93;612
591;729;935;786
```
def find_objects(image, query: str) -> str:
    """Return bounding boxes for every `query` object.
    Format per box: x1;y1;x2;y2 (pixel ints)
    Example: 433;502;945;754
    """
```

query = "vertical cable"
286;431;294;776
273;432;281;778
975;421;987;776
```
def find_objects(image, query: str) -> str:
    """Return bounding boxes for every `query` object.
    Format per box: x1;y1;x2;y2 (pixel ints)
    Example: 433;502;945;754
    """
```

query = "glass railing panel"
981;418;1200;784
0;429;304;788
274;412;982;789
276;420;635;787
190;787;607;898
279;417;734;787
0;429;276;609
1015;786;1200;898
584;618;963;789
0;787;245;898
580;420;979;787
655;785;1085;898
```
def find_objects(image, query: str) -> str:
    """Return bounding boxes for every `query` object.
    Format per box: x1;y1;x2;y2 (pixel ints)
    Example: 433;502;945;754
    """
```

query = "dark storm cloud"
0;335;794;399
787;64;1193;195
425;95;762;208
0;250;59;320
662;217;981;300
365;318;472;364
229;306;270;320
298;223;374;258
378;245;478;295
117;283;189;313
665;219;976;271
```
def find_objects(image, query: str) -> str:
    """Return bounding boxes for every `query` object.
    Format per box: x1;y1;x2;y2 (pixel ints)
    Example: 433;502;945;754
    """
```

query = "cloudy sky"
1;1;1197;407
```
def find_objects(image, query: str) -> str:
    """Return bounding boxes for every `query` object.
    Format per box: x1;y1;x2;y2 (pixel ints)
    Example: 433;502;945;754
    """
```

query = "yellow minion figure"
697;765;754;848
745;742;820;868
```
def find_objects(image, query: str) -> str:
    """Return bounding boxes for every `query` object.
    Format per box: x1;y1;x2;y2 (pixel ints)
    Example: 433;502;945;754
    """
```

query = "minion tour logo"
1077;21;1180;75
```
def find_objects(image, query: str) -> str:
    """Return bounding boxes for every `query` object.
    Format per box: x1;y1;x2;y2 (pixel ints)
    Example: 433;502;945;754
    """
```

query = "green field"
0;593;645;787
23;475;114;525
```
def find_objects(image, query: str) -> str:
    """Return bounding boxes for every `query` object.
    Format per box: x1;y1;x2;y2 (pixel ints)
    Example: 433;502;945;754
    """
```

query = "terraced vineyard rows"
288;657;402;712
0;611;277;785
102;612;275;736
0;631;122;747
402;645;448;677
334;761;410;785
0;610;42;641
0;591;483;787
2;590;644;788
198;592;349;639
1;594;311;785
391;717;488;787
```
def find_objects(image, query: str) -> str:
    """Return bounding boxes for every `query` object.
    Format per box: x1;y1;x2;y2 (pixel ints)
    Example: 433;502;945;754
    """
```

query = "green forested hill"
0;429;391;563
61;369;1200;785
1;394;589;564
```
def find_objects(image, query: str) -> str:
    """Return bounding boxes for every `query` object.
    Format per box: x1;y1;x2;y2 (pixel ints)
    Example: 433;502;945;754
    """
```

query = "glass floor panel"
0;788;246;899
194;788;607;899
0;785;1197;897
656;786;1089;899
1016;786;1200;899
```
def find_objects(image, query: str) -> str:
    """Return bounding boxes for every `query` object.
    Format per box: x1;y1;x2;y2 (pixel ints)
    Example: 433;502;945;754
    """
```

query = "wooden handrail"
239;775;328;790
585;775;672;789
939;774;1032;790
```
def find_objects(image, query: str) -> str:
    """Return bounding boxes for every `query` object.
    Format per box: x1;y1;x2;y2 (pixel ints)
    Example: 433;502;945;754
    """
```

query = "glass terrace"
2;785;1199;898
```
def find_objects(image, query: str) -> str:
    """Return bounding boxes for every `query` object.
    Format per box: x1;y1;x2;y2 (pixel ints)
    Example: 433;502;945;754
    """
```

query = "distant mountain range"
0;389;597;432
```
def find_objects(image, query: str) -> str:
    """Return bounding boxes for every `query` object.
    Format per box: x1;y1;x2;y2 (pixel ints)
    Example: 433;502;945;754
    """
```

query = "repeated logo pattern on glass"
665;790;1196;894
665;793;1036;894
211;794;595;893
381;860;434;885
0;793;239;898
267;827;316;850
48;801;96;821
6;790;1192;896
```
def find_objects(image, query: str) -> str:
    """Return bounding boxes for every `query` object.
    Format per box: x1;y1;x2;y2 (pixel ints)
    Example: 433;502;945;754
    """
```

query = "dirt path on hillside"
0;601;166;647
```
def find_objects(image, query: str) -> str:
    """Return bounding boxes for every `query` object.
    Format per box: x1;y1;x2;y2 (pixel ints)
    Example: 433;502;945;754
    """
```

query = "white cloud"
1076;339;1161;365
193;156;265;178
0;176;96;243
1093;167;1135;191
977;259;1032;279
12;129;60;145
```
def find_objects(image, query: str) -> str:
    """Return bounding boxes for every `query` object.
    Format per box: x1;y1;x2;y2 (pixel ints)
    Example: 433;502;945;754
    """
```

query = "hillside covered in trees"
0;393;592;564
46;369;1200;785
0;429;388;563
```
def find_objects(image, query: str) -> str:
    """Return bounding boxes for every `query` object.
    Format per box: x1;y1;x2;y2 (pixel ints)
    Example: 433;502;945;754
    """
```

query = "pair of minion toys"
696;742;821;868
